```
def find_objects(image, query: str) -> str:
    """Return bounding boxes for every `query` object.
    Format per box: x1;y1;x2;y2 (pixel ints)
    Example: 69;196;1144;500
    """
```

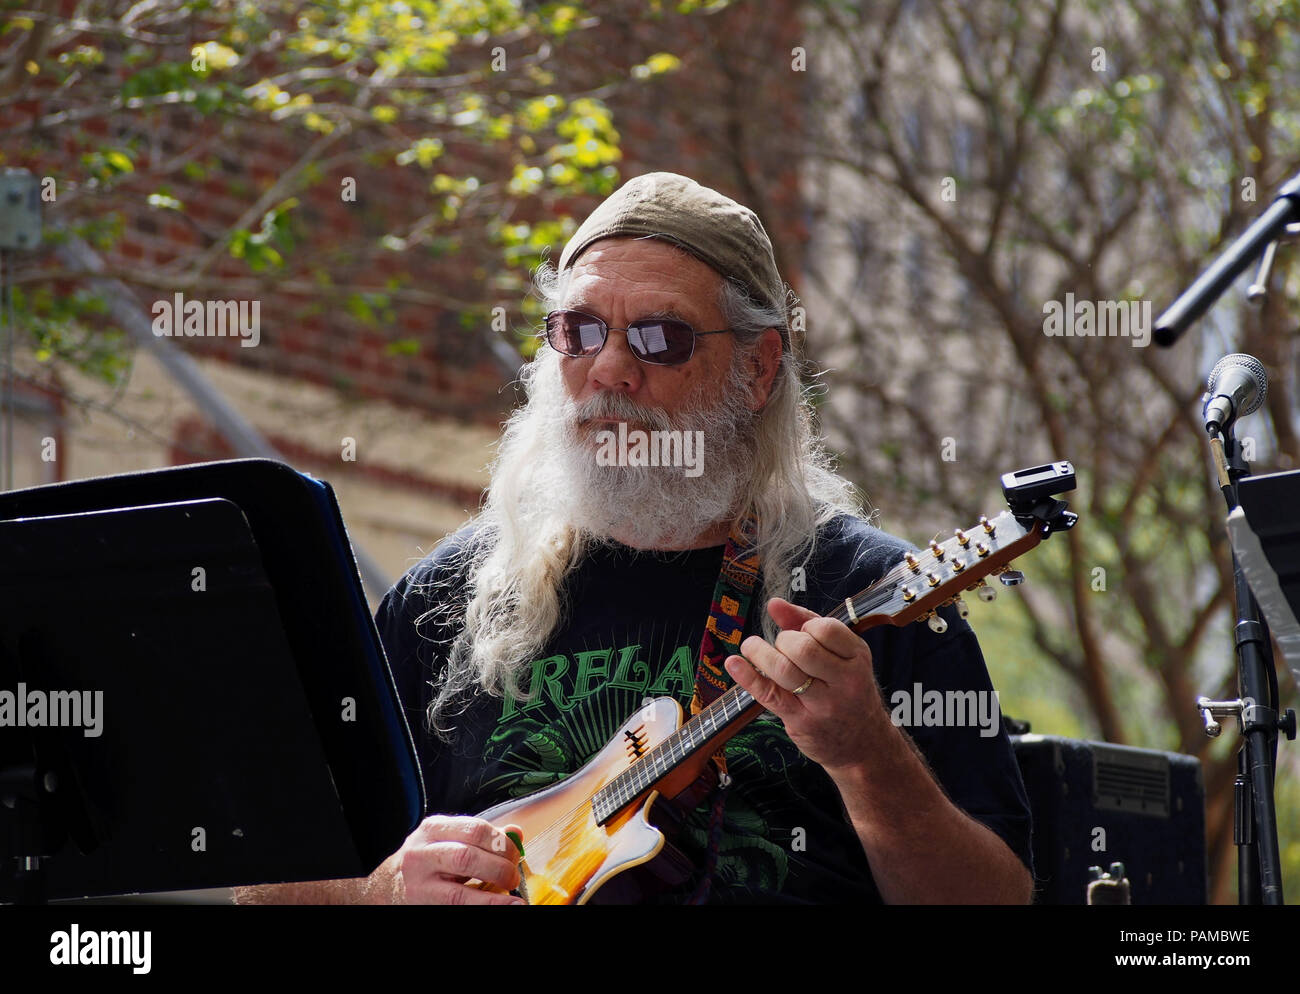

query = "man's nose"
586;327;644;393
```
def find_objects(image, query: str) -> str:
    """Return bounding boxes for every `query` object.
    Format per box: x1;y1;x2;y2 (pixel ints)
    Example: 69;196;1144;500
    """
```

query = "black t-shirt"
374;513;1034;904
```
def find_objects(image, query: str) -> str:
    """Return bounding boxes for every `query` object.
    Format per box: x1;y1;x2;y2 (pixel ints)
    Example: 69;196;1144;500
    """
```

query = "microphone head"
1207;353;1268;417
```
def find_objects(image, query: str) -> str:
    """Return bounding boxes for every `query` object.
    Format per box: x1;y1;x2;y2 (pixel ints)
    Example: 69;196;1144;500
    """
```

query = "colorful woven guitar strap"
690;512;761;777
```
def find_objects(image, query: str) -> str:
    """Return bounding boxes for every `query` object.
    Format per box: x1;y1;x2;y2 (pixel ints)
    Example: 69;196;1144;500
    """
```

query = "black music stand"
1230;470;1300;689
0;459;424;903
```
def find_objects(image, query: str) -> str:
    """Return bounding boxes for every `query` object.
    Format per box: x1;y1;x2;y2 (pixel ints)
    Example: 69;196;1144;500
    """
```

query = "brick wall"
6;1;808;430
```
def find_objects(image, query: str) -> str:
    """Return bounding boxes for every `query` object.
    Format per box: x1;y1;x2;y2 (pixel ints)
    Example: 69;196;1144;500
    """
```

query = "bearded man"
236;172;1034;905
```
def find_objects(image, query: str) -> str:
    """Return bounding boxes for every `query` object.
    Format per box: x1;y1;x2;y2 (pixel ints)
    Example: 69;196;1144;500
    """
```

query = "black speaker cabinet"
1011;734;1207;904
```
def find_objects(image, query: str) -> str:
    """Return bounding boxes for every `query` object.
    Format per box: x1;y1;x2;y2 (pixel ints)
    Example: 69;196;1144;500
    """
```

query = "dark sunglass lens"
548;312;605;356
628;320;694;364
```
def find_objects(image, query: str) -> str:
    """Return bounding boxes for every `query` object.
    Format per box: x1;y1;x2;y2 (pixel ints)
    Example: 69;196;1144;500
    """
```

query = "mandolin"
472;463;1077;904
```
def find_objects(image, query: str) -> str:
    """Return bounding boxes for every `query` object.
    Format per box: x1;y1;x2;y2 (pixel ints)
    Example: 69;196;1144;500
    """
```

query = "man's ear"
746;328;784;411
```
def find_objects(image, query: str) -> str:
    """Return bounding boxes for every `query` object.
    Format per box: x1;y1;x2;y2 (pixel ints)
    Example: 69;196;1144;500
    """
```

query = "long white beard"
533;355;759;549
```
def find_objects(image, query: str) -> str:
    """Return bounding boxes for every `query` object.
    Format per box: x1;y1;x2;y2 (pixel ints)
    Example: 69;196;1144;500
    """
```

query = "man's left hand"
723;597;890;772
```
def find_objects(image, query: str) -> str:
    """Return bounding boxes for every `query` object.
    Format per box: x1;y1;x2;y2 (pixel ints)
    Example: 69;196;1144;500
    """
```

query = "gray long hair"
418;258;864;737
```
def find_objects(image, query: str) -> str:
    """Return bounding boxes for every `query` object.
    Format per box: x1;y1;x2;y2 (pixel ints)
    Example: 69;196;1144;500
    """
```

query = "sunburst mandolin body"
474;697;712;904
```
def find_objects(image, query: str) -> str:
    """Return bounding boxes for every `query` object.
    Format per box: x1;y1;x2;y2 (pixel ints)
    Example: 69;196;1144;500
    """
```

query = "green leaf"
384;338;420;356
104;149;134;174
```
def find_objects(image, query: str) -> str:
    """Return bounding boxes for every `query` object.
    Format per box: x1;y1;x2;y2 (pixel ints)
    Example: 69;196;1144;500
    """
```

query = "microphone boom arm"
1155;170;1300;346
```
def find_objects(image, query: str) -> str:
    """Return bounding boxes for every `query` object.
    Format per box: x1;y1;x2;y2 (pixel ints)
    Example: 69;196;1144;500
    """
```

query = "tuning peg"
926;612;948;634
954;528;970;547
954;597;969;619
929;539;945;561
976;581;997;603
998;570;1025;586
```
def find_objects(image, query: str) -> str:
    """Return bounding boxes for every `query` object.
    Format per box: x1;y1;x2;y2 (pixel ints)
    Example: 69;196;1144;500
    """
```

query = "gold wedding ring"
792;676;814;696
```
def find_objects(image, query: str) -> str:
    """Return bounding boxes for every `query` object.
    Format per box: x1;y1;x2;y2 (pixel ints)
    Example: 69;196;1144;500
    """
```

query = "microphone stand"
1198;426;1286;904
1156;173;1300;904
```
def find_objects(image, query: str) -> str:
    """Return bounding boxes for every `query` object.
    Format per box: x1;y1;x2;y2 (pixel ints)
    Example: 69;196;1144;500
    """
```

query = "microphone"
1203;353;1268;434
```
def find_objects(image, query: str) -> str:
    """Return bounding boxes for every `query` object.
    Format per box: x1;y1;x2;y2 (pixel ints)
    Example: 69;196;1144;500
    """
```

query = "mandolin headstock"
835;512;1043;633
835;461;1078;634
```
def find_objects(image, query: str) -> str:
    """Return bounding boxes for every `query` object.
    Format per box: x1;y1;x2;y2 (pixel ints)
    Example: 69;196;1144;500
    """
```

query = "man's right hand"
232;814;526;905
394;815;526;905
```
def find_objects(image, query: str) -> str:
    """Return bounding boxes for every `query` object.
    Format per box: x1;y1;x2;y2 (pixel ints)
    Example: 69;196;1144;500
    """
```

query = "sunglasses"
544;309;733;366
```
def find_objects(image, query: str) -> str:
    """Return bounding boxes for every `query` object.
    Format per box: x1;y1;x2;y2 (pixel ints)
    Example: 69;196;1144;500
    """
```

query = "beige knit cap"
557;171;788;344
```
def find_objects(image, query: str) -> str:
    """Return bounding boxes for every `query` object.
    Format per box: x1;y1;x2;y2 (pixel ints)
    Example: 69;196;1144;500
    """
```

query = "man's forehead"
561;282;708;321
561;249;720;321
